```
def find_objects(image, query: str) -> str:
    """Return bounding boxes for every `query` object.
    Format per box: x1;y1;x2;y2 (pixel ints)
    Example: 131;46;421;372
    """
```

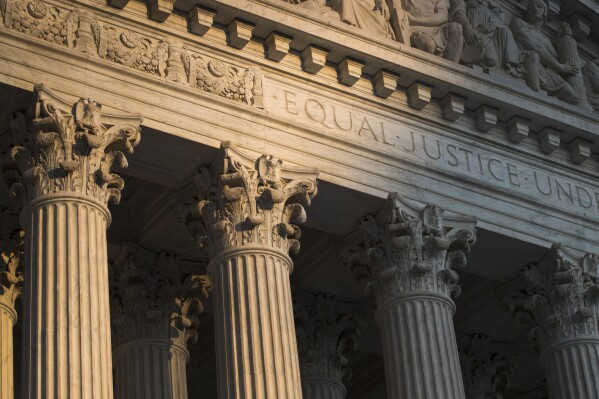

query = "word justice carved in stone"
266;87;599;218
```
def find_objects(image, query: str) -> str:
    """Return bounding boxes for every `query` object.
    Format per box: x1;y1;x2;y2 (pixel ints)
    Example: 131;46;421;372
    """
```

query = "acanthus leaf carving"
294;293;365;383
502;243;599;352
459;334;519;399
0;208;24;309
109;244;212;349
341;193;476;306
3;84;142;207
175;143;318;259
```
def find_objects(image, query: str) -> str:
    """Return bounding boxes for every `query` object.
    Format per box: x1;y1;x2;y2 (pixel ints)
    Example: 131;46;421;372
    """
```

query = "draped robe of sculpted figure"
450;0;520;74
583;60;599;112
329;0;396;39
510;0;579;104
404;0;463;62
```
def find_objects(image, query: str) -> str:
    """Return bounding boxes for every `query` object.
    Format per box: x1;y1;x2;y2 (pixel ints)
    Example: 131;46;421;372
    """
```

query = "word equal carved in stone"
294;293;365;399
110;244;211;399
341;193;477;399
502;244;599;399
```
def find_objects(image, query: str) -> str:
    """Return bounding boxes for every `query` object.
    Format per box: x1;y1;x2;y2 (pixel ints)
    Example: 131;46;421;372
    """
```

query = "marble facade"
0;0;598;398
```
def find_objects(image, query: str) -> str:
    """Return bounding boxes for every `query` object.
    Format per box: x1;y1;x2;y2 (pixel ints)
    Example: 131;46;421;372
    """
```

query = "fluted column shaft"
0;302;17;399
376;294;464;399
113;340;189;399
301;378;346;399
542;339;599;399
211;247;302;399
21;198;113;399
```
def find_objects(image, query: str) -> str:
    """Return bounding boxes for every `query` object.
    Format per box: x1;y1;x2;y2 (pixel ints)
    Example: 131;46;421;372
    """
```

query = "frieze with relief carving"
0;0;264;108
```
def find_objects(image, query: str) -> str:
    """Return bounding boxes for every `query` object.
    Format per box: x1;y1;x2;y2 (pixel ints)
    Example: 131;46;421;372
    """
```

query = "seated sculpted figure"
328;0;396;39
404;0;463;63
510;0;579;104
583;60;599;112
450;0;520;75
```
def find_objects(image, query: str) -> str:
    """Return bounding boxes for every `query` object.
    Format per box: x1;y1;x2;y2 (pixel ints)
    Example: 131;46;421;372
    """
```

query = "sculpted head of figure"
526;0;547;23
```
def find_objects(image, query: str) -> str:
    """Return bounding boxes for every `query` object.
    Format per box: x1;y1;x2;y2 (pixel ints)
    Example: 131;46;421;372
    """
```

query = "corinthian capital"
176;143;318;259
459;334;518;399
295;293;365;383
2;84;142;207
502;244;599;351
0;208;24;309
109;244;212;349
341;194;477;305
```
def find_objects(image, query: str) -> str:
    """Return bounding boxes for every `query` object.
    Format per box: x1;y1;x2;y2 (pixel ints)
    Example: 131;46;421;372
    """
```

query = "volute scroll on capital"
1;84;142;209
175;142;319;261
502;244;599;352
109;244;212;350
341;193;477;306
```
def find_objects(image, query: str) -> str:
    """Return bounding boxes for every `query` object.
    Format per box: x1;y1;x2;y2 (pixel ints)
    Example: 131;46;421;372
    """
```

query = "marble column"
0;210;23;399
503;244;599;399
294;293;364;399
109;245;211;399
458;334;518;399
177;143;319;399
342;194;477;399
4;84;142;399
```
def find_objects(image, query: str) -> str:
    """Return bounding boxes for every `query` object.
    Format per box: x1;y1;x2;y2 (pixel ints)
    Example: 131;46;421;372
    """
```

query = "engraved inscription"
267;85;599;217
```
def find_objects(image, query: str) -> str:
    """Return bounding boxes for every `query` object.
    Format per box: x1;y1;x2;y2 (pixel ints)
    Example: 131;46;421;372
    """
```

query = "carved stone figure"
510;0;580;104
450;0;520;75
583;59;599;112
404;0;463;62
328;0;396;39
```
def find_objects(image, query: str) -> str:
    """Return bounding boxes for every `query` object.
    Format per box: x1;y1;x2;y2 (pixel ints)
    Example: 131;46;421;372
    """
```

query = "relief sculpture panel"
0;0;264;108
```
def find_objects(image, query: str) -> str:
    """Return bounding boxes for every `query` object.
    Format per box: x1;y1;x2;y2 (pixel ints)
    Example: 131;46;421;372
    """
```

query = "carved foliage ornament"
2;85;142;207
459;334;518;399
0;209;24;308
0;0;264;108
294;293;365;382
109;245;212;349
502;244;599;351
175;143;318;259
341;194;476;305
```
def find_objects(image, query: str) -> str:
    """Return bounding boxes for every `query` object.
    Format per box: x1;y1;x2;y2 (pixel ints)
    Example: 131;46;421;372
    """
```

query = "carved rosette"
0;209;23;310
109;245;212;350
459;334;518;399
341;194;477;307
176;143;318;261
295;293;365;384
502;244;599;352
3;84;142;209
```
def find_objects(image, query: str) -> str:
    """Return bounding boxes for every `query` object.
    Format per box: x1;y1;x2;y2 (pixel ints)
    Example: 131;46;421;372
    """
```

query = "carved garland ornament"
341;194;477;305
109;245;212;349
175;143;318;259
0;0;264;108
2;85;142;207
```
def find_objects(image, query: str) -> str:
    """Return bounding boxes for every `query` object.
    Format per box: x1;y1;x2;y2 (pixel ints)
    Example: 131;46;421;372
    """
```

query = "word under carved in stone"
458;334;518;399
341;193;477;305
502;243;599;352
0;0;264;108
109;245;212;351
294;293;365;397
2;84;142;207
281;0;599;112
175;143;319;259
